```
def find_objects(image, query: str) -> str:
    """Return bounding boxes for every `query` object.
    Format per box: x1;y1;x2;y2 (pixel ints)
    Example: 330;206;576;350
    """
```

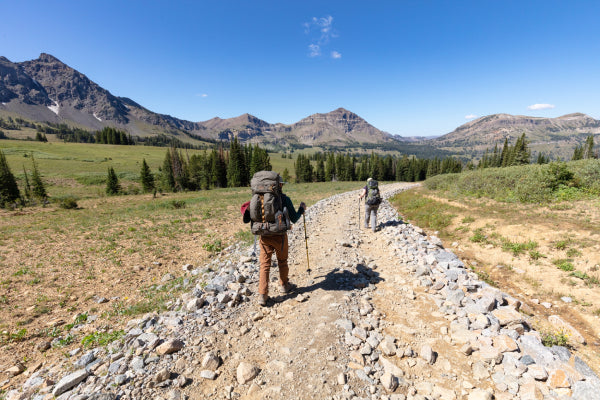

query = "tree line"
473;133;597;170
105;138;272;196
293;151;463;183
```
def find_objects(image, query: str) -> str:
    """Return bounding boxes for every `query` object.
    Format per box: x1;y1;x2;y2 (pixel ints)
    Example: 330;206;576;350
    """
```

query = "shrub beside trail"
424;159;600;203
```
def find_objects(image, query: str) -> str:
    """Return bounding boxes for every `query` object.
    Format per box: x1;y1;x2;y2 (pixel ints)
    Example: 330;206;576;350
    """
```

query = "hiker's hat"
277;175;286;185
367;177;373;182
240;201;251;223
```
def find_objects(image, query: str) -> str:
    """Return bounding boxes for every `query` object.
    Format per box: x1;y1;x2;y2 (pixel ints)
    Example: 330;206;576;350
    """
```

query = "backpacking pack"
366;179;382;206
249;171;290;236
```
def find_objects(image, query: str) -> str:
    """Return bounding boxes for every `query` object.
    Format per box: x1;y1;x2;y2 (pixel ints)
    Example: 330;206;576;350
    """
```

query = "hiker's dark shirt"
282;194;304;224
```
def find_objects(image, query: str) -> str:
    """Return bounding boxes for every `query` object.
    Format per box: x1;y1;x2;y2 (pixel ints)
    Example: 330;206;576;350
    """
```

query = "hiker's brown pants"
258;234;289;295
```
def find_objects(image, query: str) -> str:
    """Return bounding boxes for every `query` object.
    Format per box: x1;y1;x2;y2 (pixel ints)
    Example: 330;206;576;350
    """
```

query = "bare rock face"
0;56;50;104
19;53;129;123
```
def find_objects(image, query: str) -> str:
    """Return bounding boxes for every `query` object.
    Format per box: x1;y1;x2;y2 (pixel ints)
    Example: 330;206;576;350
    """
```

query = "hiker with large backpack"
242;171;305;306
358;177;382;232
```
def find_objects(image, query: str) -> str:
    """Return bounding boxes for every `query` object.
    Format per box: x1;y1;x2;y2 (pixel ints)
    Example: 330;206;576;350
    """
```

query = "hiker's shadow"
379;218;406;228
272;263;385;303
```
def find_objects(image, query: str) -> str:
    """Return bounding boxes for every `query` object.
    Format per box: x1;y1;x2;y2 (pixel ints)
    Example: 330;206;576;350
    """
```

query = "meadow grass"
424;159;600;203
0;139;300;198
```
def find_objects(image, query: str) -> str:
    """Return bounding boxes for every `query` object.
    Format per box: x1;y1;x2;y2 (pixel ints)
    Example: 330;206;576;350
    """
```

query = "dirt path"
182;182;492;399
7;183;598;400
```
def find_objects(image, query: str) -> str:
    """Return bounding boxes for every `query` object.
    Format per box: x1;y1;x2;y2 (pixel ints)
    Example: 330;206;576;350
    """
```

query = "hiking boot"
280;282;297;294
258;294;268;306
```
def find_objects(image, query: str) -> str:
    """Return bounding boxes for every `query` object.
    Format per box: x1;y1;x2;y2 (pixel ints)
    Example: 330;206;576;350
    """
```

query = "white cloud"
308;44;321;57
304;15;338;58
196;93;208;98
527;103;555;110
465;114;477;119
331;51;342;59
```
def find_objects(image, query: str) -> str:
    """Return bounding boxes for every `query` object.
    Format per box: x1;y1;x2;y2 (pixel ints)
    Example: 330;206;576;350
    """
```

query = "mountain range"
1;53;598;158
0;53;395;148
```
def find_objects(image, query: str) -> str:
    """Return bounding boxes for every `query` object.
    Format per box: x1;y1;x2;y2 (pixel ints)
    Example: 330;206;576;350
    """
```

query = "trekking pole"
302;213;311;275
358;196;361;228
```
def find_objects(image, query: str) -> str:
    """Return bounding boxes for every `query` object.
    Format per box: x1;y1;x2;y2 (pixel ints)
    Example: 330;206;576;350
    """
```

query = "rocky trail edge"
4;183;599;400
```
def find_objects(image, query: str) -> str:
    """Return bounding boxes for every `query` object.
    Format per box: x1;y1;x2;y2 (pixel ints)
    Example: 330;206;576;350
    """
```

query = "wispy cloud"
308;44;321;57
196;93;208;98
304;15;339;58
465;114;478;119
528;103;555;110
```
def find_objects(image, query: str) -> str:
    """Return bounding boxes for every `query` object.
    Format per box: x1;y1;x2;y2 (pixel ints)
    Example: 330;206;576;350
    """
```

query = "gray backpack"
366;180;382;205
249;171;290;236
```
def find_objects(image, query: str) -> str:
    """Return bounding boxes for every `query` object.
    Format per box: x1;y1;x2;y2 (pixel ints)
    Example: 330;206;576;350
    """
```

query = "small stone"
52;369;89;397
518;381;544;400
37;340;52;351
379;339;397;356
295;294;307;302
156;339;184;355
114;374;127;385
491;307;523;326
5;363;25;376
337;373;347;385
560;296;572;303
528;364;548;381
381;372;399;392
174;374;188;388
237;362;260;384
202;352;221;370
467;388;492;400
420;344;437;364
200;370;216;380
548;369;571;388
186;298;204;312
460;344;473;356
492;335;518;353
154;367;171;383
478;345;503;365
252;312;264;321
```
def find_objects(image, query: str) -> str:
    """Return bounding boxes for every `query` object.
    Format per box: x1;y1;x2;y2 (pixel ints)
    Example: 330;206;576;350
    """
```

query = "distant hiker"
359;177;382;232
242;171;305;306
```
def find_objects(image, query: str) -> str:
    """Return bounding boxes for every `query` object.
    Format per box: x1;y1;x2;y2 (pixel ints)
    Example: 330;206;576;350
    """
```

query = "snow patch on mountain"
48;100;59;115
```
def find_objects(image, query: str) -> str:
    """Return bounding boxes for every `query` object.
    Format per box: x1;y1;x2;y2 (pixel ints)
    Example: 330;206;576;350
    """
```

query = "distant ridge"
0;53;392;147
425;112;600;160
1;53;598;159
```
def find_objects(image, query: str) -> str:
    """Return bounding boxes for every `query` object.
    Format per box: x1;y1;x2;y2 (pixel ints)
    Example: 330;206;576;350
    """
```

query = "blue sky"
2;0;600;137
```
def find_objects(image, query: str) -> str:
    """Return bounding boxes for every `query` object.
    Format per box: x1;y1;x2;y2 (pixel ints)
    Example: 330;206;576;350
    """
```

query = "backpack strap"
259;194;265;222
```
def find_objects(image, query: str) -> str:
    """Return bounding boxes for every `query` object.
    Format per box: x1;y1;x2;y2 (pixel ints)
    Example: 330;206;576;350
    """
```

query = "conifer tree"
160;149;176;191
140;158;155;193
325;153;335;181
584;135;596;159
294;154;313;183
282;168;291;184
249;145;272;176
0;150;20;207
106;167;121;195
500;138;510;167
227;137;245;187
512;133;530;165
315;159;325;182
22;166;31;202
30;154;48;202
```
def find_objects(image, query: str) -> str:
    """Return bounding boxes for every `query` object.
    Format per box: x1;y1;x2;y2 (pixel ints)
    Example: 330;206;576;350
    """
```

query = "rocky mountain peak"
37;53;64;64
